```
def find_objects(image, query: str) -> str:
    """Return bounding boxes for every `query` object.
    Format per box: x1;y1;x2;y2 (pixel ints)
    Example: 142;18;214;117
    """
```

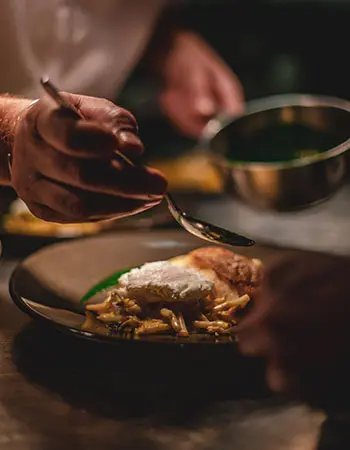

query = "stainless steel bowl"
203;94;350;210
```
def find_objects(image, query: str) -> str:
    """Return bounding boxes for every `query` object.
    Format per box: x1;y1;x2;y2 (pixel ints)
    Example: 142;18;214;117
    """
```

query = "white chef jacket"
0;0;165;99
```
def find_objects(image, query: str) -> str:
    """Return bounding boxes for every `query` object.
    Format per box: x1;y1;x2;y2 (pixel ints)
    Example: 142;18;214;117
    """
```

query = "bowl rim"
202;93;350;170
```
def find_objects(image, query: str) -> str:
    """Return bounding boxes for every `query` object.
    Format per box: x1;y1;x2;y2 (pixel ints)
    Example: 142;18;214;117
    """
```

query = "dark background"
120;0;350;158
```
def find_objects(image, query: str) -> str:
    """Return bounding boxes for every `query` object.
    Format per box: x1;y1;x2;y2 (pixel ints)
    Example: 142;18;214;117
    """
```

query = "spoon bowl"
165;194;254;246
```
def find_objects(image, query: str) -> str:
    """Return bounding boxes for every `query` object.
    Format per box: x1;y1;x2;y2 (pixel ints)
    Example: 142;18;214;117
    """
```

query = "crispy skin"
188;247;263;297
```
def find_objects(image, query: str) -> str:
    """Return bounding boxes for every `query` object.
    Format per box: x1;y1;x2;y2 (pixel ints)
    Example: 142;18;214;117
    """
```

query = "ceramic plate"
9;230;284;346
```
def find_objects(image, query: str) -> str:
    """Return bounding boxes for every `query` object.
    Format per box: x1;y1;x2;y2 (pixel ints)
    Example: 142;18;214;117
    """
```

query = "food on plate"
2;198;102;237
82;247;263;338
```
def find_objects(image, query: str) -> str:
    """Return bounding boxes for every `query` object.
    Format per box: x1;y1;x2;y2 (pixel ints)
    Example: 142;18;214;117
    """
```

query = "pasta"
82;247;263;338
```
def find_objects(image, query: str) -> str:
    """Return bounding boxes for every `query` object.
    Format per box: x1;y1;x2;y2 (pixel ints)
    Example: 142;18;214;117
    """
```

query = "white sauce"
117;261;213;303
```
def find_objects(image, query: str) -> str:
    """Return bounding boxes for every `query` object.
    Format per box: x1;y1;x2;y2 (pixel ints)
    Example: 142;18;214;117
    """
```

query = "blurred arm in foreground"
238;252;350;410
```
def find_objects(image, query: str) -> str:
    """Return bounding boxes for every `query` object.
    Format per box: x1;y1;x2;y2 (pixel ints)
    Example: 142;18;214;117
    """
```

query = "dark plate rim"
8;229;299;347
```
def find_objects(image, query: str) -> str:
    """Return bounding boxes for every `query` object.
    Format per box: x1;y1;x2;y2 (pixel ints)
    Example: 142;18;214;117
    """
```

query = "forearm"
0;95;33;185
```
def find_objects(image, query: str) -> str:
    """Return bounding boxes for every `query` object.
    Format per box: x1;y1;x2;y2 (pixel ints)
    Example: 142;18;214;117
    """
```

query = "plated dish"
9;231;276;346
82;246;263;338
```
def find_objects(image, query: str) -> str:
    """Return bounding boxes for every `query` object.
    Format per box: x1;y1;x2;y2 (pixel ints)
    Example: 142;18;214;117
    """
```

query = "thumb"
212;70;245;117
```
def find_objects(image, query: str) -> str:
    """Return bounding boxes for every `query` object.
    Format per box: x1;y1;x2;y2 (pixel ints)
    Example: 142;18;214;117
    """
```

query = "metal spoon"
40;77;254;247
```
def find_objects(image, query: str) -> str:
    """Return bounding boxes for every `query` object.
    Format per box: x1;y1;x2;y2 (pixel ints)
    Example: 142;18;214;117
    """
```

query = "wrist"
0;97;34;185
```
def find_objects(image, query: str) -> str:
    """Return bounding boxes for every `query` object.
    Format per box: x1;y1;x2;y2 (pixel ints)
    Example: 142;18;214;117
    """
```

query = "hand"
159;31;244;138
11;93;167;223
237;252;350;406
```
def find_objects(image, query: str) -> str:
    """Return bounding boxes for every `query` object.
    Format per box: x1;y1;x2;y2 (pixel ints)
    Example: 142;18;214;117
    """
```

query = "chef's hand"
11;93;167;223
159;31;244;138
237;252;350;406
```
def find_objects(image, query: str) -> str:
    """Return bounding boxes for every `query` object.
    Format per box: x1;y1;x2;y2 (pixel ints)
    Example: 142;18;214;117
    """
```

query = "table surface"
3;179;350;449
2;255;343;450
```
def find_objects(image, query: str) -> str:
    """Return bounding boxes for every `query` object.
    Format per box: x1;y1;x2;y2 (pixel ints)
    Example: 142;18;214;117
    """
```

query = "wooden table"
0;257;343;450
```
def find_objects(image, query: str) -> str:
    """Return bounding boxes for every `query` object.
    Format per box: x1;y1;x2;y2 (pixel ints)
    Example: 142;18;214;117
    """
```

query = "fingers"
116;129;145;161
24;178;161;223
211;68;245;117
26;203;80;224
98;105;144;161
189;70;217;118
34;94;144;161
62;92;138;128
35;100;116;159
160;67;245;138
160;89;209;138
62;93;144;160
30;142;167;200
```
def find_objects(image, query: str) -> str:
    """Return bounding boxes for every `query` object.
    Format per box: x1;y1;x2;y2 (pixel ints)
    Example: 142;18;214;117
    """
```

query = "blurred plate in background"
0;198;174;257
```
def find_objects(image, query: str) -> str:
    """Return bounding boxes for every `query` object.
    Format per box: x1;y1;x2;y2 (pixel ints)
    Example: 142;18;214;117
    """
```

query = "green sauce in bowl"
225;123;341;163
